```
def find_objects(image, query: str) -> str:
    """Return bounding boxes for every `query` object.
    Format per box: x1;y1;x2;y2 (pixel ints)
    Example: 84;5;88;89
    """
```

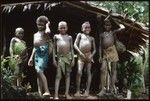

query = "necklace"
104;31;112;37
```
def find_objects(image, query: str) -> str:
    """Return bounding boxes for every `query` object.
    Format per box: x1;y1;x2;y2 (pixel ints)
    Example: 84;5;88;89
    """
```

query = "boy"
9;27;28;86
74;21;96;97
53;21;74;99
28;16;51;97
98;12;125;96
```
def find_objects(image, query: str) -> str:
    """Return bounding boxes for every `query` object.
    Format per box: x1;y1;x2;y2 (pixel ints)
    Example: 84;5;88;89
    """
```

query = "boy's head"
36;16;48;31
104;19;112;31
58;21;68;34
15;27;24;39
81;21;91;34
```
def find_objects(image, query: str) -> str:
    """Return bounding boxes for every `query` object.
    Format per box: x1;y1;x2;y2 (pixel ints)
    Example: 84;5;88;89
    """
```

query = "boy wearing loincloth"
97;12;125;96
28;16;51;97
9;27;28;86
74;21;96;97
53;21;74;99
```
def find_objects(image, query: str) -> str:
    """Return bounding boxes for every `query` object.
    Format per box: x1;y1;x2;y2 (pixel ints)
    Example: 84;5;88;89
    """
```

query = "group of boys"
9;12;146;99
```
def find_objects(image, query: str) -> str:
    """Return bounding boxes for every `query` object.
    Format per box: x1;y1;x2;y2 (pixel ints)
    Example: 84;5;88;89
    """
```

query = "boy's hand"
87;54;93;62
28;58;33;66
46;21;50;27
15;55;21;62
53;60;58;68
79;52;85;59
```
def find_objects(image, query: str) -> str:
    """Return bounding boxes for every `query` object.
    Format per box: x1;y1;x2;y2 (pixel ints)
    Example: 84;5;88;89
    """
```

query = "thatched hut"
1;1;149;92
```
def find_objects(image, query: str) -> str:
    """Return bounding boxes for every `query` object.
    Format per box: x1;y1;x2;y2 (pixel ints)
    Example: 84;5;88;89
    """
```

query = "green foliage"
1;56;31;99
88;1;149;24
13;42;27;55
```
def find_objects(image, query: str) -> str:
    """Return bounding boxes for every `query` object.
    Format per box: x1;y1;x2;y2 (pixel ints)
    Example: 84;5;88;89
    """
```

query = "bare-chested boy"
28;16;51;97
97;12;125;96
53;21;74;99
74;21;96;97
9;27;28;86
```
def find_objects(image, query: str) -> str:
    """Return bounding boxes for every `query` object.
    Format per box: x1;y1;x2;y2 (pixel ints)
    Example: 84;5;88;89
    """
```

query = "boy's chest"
80;34;91;42
102;32;113;37
101;32;115;40
56;36;70;46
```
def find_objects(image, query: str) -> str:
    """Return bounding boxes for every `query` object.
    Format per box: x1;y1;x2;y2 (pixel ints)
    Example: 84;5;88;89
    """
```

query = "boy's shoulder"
90;36;94;40
11;37;16;40
34;32;39;35
76;33;83;38
11;37;20;41
77;32;83;35
54;34;59;37
68;35;72;39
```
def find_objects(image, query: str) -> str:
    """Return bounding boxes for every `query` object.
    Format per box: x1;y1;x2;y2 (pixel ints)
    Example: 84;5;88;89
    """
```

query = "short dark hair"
36;16;48;24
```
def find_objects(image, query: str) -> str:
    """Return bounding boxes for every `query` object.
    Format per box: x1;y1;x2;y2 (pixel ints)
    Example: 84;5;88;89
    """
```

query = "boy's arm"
45;21;51;34
9;38;15;56
70;36;74;60
91;37;96;57
113;23;125;34
28;47;35;66
70;36;75;67
29;48;35;60
74;33;83;55
53;35;57;63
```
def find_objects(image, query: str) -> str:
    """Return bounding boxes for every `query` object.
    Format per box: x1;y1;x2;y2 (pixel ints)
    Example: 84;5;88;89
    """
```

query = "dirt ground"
26;90;149;100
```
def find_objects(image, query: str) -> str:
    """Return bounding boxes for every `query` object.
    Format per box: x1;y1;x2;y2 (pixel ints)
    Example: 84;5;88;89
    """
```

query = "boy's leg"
14;64;20;86
17;63;24;87
83;63;92;97
37;74;43;96
74;60;84;97
37;72;50;96
65;71;72;99
97;60;107;96
110;62;117;94
54;67;62;99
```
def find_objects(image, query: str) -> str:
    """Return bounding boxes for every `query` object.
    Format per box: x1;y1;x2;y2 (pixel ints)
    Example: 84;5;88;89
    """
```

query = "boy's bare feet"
97;89;106;97
38;91;42;97
43;92;50;97
65;94;72;99
82;91;89;97
54;95;59;100
74;91;81;97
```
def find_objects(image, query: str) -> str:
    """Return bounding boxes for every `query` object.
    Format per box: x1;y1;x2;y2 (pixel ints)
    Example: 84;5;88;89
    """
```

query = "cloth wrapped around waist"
78;52;94;63
57;52;72;74
34;43;49;72
103;45;119;62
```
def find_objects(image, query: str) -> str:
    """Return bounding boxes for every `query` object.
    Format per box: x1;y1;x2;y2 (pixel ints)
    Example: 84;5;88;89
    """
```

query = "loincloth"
34;43;49;72
78;52;94;63
103;45;119;62
57;53;72;75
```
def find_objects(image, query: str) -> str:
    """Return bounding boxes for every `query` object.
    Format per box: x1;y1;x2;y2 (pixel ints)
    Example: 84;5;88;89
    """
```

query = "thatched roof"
1;1;149;51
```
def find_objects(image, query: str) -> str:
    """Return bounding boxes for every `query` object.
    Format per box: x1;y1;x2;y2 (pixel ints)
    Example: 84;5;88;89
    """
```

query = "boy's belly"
102;37;114;49
34;40;48;47
57;42;71;55
79;40;92;53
